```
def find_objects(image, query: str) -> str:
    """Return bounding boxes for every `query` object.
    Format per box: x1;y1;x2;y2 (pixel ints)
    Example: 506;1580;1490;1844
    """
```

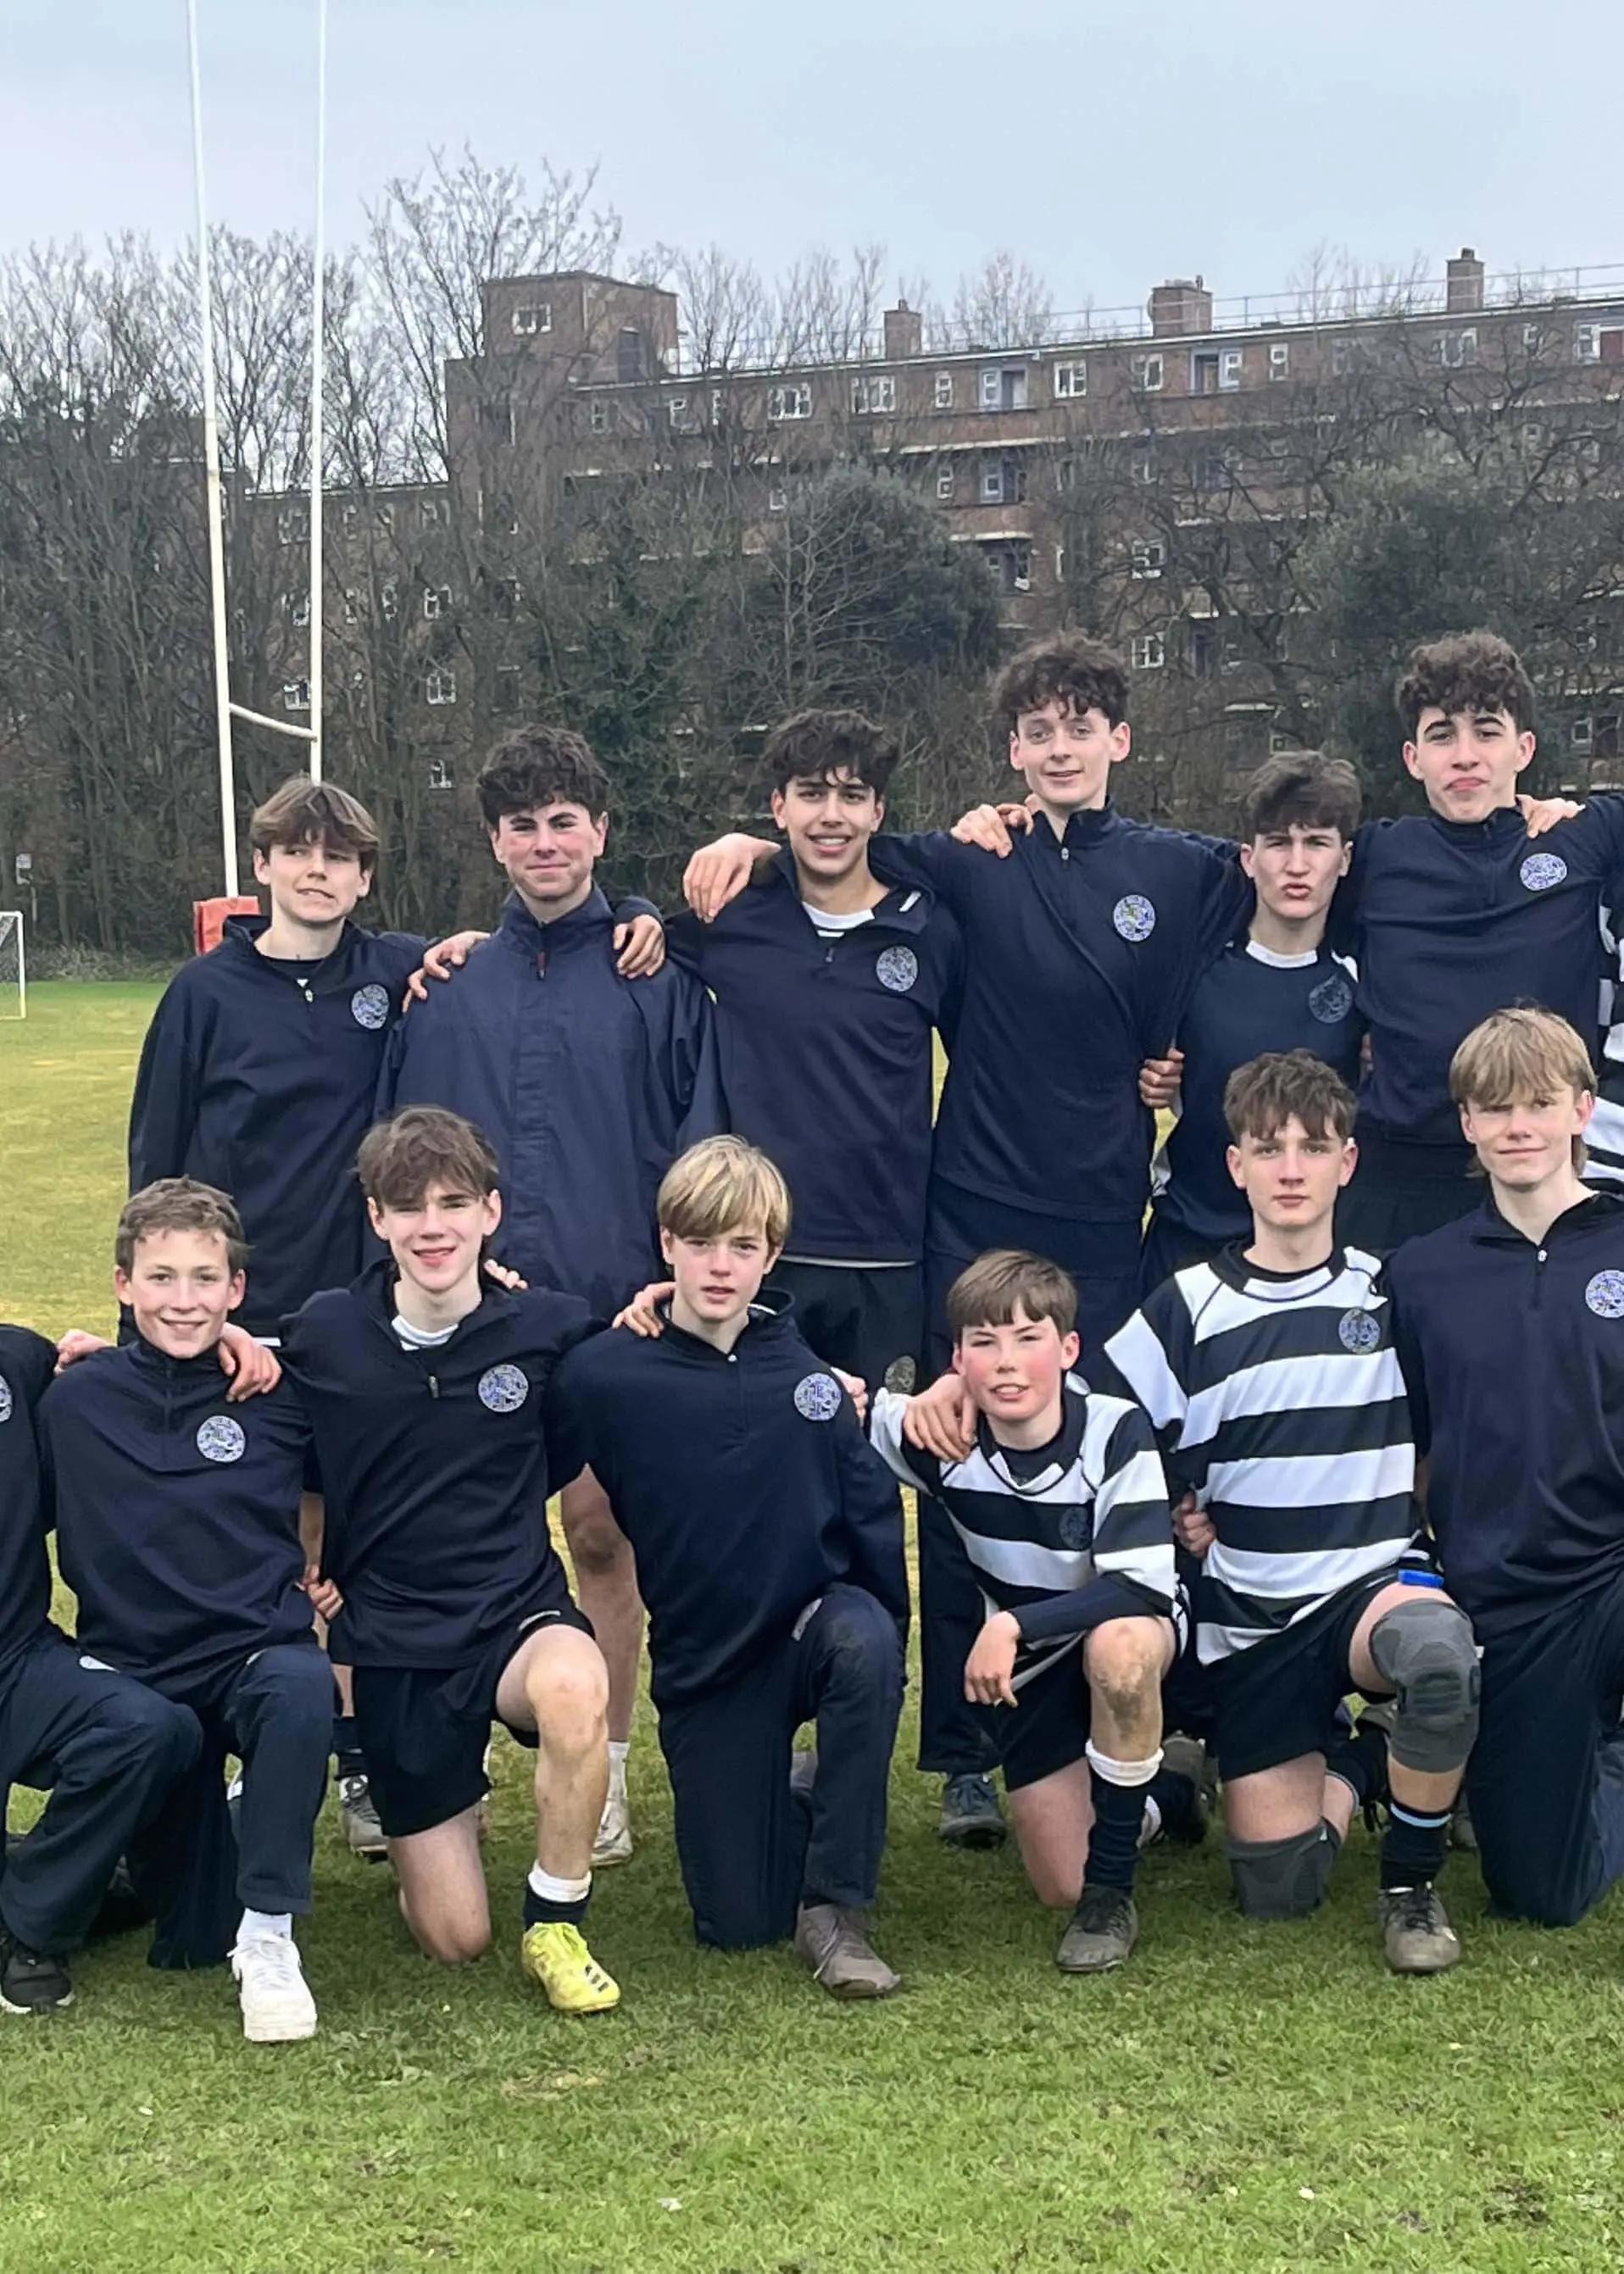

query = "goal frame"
0;909;25;1020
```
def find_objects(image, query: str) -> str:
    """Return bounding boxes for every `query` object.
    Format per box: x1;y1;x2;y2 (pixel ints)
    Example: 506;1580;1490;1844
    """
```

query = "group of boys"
8;624;1624;2038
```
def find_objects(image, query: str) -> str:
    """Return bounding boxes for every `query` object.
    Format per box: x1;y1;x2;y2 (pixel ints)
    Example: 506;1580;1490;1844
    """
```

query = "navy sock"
1085;1768;1148;1893
1380;1799;1450;1891
1326;1716;1388;1813
1146;1763;1201;1845
332;1715;365;1783
522;1879;590;1929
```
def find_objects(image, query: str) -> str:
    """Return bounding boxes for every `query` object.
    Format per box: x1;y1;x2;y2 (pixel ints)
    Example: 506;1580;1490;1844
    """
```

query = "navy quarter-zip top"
129;914;425;1332
555;1298;908;1707
1345;802;1624;1170
869;809;1249;1225
379;889;726;1313
39;1339;313;1689
281;1263;599;1668
0;1326;58;1679
1383;1190;1624;1638
665;853;963;1262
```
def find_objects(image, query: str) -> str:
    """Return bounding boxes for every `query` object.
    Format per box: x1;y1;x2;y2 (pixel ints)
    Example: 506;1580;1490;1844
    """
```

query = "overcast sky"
4;0;1620;325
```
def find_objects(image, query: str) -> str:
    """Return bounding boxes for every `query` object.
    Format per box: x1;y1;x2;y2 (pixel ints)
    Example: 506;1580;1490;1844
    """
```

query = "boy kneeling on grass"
559;1137;909;1998
39;1181;335;2042
282;1106;620;2015
874;1252;1194;1975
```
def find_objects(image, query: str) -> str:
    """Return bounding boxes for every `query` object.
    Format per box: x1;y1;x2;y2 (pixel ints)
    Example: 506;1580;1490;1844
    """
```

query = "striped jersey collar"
974;1372;1088;1486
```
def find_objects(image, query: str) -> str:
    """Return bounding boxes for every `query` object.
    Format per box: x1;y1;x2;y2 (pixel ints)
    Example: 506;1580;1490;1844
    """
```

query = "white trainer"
231;1933;318;2043
592;1780;633;1868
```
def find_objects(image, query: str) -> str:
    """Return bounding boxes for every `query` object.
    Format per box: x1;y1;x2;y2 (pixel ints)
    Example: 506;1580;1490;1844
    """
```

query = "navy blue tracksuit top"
870;809;1249;1225
1156;940;1364;1244
1344;803;1624;1171
554;1300;909;1709
129;915;425;1333
664;853;963;1263
379;889;726;1314
1383;1191;1624;1642
0;1326;58;1682
38;1341;313;1691
281;1263;598;1670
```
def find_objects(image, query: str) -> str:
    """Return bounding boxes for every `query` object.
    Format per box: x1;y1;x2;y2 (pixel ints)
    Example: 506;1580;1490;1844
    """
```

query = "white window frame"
380;579;398;620
1523;322;1544;354
1130;452;1154;485
510;303;552;336
1130;539;1165;581
933;371;954;409
342;589;359;625
275;507;307;546
1052;360;1087;400
851;374;897;414
978;367;1001;409
282;679;310;711
428;758;455;791
710;387;726;425
374;502;395;532
767;482;788;514
425;667;457;707
1572;716;1596;753
423;585;450;621
1130;633;1165;670
666;395;690;430
282;591;311;626
979;462;1004;504
588;398;610;434
1131;353;1165;392
936;468;955;501
420;497;448;528
767;382;813;421
1576;324;1602;363
1268;341;1290;381
1436;328;1478;369
1220;349;1243;390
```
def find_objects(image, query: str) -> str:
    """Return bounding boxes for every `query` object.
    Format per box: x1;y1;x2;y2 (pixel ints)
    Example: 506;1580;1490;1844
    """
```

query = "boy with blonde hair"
1385;1007;1624;1928
556;1137;909;1996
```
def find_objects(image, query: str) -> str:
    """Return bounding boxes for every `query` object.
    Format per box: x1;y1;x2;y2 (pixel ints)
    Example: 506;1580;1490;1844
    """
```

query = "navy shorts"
353;1599;593;1839
765;1259;923;1395
978;1573;1184;1793
1208;1568;1415;1782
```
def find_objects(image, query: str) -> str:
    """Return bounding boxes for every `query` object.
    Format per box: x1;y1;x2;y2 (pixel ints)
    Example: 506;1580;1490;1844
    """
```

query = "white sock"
1085;1741;1163;1788
607;1741;629;1789
237;1909;292;1943
527;1864;592;1906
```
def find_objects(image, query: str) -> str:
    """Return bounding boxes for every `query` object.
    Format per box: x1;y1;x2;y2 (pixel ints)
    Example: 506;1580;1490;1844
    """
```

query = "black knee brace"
1367;1597;1480;1776
1225;1821;1342;1920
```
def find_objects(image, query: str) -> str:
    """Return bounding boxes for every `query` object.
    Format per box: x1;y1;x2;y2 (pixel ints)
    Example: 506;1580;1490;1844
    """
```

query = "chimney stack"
1446;247;1485;314
1148;276;1215;338
883;300;923;361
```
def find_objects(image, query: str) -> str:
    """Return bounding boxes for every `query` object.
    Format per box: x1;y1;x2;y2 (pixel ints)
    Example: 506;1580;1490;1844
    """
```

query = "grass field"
4;982;1624;2272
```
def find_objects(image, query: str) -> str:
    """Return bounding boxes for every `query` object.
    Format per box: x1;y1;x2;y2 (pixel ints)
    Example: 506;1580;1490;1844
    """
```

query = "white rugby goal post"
0;910;25;1020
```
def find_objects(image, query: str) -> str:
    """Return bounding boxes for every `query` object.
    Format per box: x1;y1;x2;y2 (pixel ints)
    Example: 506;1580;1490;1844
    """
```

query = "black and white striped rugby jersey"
1103;1244;1421;1663
869;1377;1177;1688
1587;903;1624;1189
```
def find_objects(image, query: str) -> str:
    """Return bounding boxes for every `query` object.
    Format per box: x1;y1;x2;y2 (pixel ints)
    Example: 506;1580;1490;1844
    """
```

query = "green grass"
6;982;1624;2272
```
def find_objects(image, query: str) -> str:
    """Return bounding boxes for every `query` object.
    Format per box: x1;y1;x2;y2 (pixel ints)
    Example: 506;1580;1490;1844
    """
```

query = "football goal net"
0;911;26;1020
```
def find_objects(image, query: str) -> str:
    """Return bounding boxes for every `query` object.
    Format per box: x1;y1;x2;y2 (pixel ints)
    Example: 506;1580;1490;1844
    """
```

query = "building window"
767;383;813;421
851;373;897;414
937;468;955;501
428;759;455;791
1130;633;1165;670
666;395;690;430
1052;360;1087;400
282;679;310;710
980;365;1028;412
1199;451;1230;492
979;461;1004;504
275;506;308;546
767;483;788;514
1436;329;1478;369
380;579;398;620
423;585;450;621
1572;716;1595;753
510;303;551;336
374;502;395;532
342;589;359;625
1269;341;1290;381
934;371;954;409
588;398;610;434
1131;353;1165;392
710;387;726;426
490;577;521;620
1190;626;1217;678
495;665;521;715
1576;324;1602;363
340;500;359;532
1131;451;1155;485
425;667;457;706
1221;348;1243;390
616;328;648;383
420;497;448;527
1130;538;1165;580
282;591;311;625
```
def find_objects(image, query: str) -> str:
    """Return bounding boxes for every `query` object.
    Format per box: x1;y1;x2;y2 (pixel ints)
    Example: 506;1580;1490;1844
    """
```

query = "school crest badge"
883;1355;917;1394
1112;894;1156;942
876;946;919;994
1058;1507;1093;1551
0;1379;11;1426
793;1372;842;1421
197;1415;247;1463
478;1364;530;1413
1338;1309;1381;1354
1309;974;1354;1024
1520;853;1568;892
1586;1271;1624;1319
351;982;391;1030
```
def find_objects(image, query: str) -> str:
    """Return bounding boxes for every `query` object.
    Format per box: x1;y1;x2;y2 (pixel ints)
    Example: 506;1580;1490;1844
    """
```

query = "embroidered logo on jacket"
793;1372;843;1421
197;1415;247;1463
1058;1507;1093;1550
0;1379;11;1426
883;1355;917;1393
478;1365;531;1412
1309;974;1354;1024
1586;1271;1624;1319
1112;895;1156;942
1520;853;1568;892
876;945;919;994
351;983;391;1030
1338;1309;1382;1353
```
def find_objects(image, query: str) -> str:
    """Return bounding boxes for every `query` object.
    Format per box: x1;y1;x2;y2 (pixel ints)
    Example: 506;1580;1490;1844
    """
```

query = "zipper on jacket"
426;1372;440;1399
535;953;547;980
1532;1243;1549;1310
